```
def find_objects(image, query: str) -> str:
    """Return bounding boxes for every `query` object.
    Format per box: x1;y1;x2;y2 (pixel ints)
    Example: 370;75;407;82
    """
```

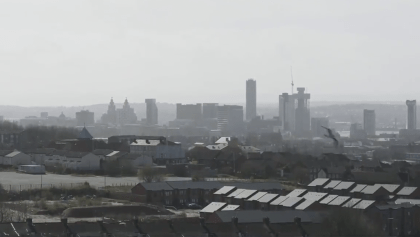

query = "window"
165;191;171;196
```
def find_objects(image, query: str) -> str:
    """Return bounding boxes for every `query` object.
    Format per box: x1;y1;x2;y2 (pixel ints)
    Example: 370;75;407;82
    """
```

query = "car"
187;203;202;209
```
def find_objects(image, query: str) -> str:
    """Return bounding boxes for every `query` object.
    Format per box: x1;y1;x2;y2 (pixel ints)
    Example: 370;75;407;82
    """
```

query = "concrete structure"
279;93;295;131
294;87;311;136
217;105;244;135
117;98;138;125
76;110;94;126
44;152;101;171
203;103;218;119
363;109;376;136
406;100;417;130
176;103;202;120
311;117;329;137
101;98;117;124
246;79;257;121
145;99;158;125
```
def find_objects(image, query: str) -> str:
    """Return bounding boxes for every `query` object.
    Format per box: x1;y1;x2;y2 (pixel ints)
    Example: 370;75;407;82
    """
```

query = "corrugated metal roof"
323;180;341;189
258;194;279;203
246;192;267;201
280;197;304;207
286;189;307;197
221;205;240;211
307;178;330;187
328;196;351;206
342;198;361;208
200;202;227;213
353;200;375;210
214;186;236;195
295;199;317;210
302;192;328;201
235;190;258;199
350;184;367;193
397;187;417;196
227;189;246;198
270;196;289;205
333;181;355;190
319;195;338;204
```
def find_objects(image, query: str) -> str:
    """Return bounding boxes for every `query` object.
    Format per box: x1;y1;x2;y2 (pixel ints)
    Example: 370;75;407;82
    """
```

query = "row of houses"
131;181;284;207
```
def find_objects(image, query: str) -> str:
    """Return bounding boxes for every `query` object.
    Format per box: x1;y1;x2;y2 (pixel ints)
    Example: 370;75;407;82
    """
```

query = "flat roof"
214;186;236;195
235;190;258;199
286;189;307;197
200;202;227;213
319;195;338;204
247;192;267;201
270;196;289;205
328;196;351;206
342;198;362;208
307;178;330;187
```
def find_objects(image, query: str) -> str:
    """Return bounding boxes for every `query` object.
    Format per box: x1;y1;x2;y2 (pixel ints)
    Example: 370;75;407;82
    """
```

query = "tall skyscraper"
279;93;296;131
363;109;376;136
294;87;311;136
117;98;137;125
406;100;417;130
246;79;257;121
145;99;158;125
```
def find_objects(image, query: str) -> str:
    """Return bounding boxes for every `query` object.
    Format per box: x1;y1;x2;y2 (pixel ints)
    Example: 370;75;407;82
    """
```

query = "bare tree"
138;166;164;183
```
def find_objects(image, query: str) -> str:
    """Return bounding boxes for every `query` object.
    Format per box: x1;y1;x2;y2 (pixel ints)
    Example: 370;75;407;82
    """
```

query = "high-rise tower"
406;100;417;130
246;79;257;121
363;109;376;136
145;99;158;125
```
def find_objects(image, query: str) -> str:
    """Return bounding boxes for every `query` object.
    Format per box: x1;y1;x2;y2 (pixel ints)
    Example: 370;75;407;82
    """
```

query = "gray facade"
145;99;158;125
246;79;257;121
406;100;417;130
363;109;376;136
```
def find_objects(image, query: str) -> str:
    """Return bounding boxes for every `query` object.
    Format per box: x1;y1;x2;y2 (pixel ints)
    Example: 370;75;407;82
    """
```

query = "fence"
1;182;85;192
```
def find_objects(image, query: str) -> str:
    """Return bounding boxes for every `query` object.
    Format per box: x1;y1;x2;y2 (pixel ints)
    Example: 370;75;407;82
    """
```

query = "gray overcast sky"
1;0;419;106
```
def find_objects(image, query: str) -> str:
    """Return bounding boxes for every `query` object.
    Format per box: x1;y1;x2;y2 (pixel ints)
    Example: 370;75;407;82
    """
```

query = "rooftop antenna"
291;66;294;94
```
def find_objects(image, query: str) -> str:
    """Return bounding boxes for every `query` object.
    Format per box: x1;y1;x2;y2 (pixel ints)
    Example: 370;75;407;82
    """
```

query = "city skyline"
1;1;420;106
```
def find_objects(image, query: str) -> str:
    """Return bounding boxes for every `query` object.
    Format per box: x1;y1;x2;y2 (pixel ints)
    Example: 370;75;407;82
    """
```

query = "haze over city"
1;0;420;106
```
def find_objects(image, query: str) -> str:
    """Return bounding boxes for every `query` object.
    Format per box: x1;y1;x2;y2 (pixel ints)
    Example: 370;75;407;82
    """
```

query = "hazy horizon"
1;1;420;106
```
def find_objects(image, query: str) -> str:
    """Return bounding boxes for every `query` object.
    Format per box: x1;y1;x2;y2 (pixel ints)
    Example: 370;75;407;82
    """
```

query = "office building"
311;117;329;137
217;105;244;134
363;109;376;136
203;103;218;119
294;88;311;136
406;100;417;130
279;93;296;131
76;110;94;126
145;99;158;125
246;79;257;121
176;103;202;120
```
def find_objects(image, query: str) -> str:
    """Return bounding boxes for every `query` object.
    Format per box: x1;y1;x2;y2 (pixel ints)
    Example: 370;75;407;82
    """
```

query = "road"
0;172;191;190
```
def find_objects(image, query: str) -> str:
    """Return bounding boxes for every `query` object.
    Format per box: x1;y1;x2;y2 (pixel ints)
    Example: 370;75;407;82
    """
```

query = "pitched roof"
200;202;227;213
353;200;375;210
221;205;240;211
328;196;351;206
246;192;267;201
140;182;173;191
362;185;387;195
131;139;161;146
295;199;317;210
235;190;258;199
397;187;418;196
375;184;401;193
302;192;328;201
258;194;279;203
78;127;93;139
280;197;304;208
214;186;236;195
286;189;307;197
350;184;367;193
333;181;355;191
342;198;361;208
227;189;246;198
308;178;330;187
319;195;338;204
167;181;223;190
212;210;324;224
395;199;420;205
270;196;289;205
323;180;341;189
5;151;21;157
0;150;13;156
225;182;283;191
